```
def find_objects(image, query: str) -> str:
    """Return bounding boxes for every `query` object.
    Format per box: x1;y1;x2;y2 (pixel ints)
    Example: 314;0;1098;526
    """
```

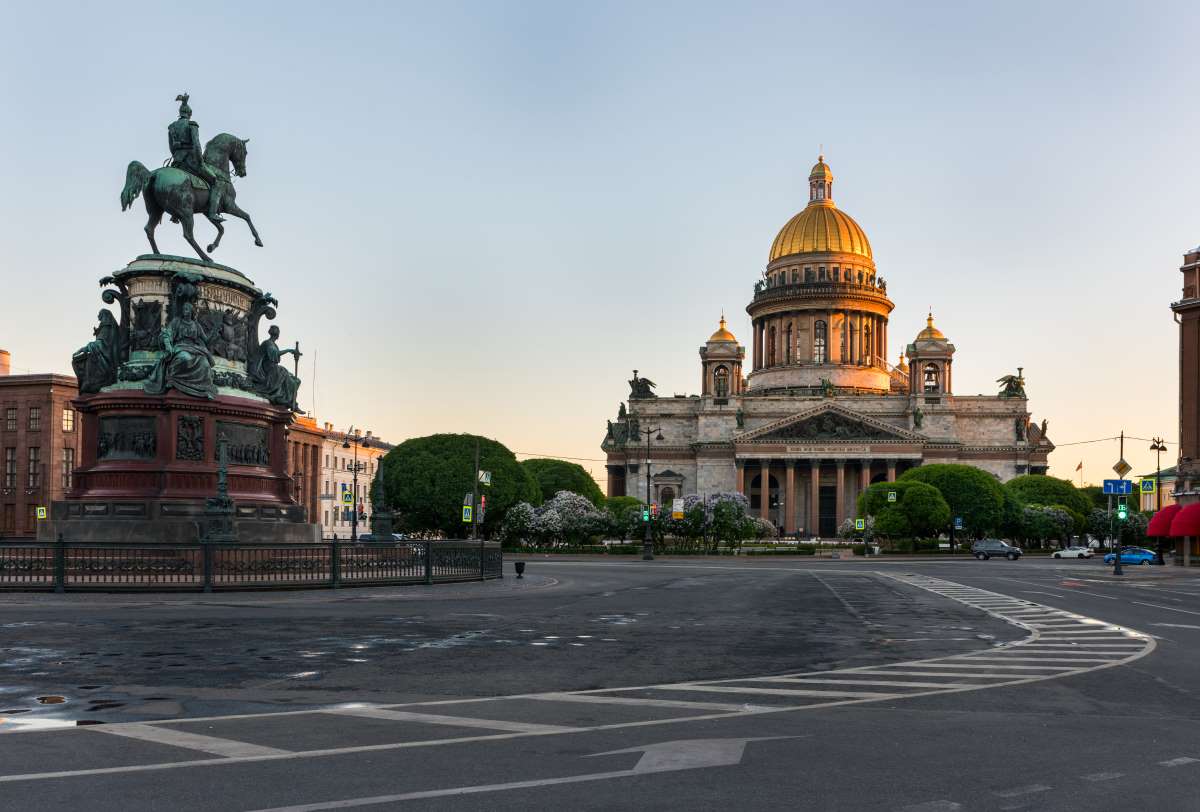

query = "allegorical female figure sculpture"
145;302;217;399
249;325;300;410
72;310;122;393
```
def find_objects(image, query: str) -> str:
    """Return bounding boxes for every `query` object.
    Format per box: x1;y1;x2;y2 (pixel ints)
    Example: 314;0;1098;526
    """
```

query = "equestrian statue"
120;94;263;262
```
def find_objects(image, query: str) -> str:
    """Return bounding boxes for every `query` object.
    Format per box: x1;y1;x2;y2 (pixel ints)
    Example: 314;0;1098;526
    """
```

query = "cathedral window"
767;326;777;366
923;363;940;393
714;366;729;398
814;320;827;364
784;325;793;364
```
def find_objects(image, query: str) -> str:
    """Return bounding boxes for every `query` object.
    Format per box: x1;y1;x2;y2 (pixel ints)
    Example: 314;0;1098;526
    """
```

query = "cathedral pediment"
736;405;921;444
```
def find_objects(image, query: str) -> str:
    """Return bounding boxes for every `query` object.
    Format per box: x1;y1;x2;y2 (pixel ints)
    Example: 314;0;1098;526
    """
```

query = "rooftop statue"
628;369;657;399
997;367;1027;398
120;94;263;262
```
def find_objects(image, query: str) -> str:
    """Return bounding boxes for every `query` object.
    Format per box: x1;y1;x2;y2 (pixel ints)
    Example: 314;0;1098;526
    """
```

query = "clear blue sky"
1;1;1197;484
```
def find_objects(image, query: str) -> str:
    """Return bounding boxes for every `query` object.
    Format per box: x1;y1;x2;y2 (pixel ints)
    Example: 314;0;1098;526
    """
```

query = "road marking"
530;693;770;713
762;677;973;689
1160;757;1199;767
657;684;900;699
993;783;1052;798
897;802;962;811
1152;623;1200;630
323;707;582;734
960;656;1116;664
884;663;1074;671
244;737;791;811
91;723;291;758
1082;771;1122;781
1134;601;1200;616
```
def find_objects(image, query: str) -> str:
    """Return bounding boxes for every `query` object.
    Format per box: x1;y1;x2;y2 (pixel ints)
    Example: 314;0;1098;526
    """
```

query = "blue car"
1103;547;1160;565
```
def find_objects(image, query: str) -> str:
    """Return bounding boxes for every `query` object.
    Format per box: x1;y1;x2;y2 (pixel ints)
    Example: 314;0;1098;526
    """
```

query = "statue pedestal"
49;255;318;544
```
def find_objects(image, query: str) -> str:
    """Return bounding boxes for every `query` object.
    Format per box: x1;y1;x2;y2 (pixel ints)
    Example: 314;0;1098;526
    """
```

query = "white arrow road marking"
244;737;799;811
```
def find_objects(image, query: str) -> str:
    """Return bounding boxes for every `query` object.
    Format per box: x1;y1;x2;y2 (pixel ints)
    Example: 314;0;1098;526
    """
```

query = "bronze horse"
121;133;262;262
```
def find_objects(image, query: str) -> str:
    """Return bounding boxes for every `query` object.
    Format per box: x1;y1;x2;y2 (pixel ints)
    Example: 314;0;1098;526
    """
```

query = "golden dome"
916;312;946;341
896;352;909;372
769;204;872;262
708;314;737;343
809;155;833;181
769;155;872;262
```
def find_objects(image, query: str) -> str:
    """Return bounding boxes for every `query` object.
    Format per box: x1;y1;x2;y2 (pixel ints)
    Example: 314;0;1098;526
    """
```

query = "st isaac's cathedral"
602;156;1054;537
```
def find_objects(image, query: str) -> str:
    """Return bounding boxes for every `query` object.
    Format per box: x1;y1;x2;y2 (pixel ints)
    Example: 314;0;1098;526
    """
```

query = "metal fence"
0;539;502;592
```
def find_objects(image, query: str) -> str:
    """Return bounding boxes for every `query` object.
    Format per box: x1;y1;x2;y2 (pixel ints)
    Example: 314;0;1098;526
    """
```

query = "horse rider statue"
168;93;226;222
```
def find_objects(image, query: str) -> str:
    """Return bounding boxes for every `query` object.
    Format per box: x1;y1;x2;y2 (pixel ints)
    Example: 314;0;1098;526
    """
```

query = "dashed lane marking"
92;723;291;758
993;783;1052;798
1081;771;1123;781
323;707;584;734
1160;757;1199;767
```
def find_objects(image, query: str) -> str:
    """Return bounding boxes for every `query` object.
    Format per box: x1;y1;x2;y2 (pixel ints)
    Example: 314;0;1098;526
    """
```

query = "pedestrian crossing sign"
887;491;897;503
1140;479;1156;494
36;506;47;520
341;491;353;505
462;506;473;523
854;518;865;531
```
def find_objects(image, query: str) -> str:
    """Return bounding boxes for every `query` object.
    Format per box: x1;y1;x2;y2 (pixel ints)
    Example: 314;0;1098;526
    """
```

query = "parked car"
1053;546;1094;559
972;539;1023;560
1103;547;1160;565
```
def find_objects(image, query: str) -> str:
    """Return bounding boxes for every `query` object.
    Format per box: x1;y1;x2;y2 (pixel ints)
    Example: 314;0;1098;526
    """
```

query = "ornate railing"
0;540;502;592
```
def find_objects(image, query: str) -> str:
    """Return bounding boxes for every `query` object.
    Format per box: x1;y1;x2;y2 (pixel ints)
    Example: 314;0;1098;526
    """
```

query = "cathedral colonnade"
734;456;918;538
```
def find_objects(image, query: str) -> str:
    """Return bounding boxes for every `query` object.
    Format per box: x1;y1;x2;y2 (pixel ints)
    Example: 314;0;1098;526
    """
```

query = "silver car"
1053;546;1094;559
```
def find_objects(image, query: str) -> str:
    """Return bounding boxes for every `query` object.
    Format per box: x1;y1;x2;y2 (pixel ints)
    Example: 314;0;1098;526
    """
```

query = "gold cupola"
708;314;737;343
915;312;946;341
768;155;873;262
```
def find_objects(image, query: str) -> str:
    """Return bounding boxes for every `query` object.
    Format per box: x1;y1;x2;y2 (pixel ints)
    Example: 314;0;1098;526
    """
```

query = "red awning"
1168;503;1200;537
1147;504;1182;536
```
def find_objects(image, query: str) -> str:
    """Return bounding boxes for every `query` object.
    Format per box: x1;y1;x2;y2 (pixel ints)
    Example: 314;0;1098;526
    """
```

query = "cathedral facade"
602;157;1053;537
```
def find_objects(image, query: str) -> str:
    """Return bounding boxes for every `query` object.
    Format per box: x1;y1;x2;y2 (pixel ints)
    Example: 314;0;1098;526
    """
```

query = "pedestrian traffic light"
641;508;650;522
1117;496;1128;521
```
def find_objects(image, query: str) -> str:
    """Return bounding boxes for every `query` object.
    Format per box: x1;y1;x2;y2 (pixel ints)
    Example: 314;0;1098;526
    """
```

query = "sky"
0;1;1196;488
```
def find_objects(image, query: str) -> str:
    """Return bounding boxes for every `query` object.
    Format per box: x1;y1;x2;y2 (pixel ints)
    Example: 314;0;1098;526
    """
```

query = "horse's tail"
121;161;152;211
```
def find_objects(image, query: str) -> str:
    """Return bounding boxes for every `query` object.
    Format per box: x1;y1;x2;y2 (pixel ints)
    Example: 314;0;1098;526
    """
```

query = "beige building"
318;425;393;538
603;157;1054;537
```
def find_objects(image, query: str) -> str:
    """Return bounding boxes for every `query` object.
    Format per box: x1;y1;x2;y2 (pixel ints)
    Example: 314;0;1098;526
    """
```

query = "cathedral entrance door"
818;485;838;538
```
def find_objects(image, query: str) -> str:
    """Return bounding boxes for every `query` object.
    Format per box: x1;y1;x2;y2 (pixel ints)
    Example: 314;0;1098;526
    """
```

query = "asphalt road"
0;556;1197;811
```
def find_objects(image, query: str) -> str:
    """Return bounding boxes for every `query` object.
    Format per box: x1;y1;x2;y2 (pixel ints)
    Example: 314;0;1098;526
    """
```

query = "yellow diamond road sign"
1113;458;1131;478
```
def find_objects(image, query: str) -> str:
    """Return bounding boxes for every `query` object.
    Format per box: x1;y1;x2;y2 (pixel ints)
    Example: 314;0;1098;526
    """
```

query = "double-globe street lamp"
637;425;663;561
342;427;371;543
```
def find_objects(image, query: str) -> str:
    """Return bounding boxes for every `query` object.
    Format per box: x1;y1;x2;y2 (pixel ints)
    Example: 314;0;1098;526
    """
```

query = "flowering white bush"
529;490;607;546
499;501;536;544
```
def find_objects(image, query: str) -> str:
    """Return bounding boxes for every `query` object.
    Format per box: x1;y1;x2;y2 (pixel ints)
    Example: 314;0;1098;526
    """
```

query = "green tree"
379;434;540;537
899;464;1004;541
520;458;604;507
1005;474;1091;518
1080;485;1106;510
858;480;950;542
603;496;643;541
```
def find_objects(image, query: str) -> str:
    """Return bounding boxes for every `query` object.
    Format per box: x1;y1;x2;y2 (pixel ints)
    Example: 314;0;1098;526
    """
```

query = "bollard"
514;560;525;579
53;533;66;593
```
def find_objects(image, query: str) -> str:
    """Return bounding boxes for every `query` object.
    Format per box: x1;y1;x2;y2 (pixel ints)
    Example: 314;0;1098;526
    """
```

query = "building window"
28;407;40;431
325;454;330;468
864;325;872;364
3;448;14;488
714;366;730;398
784;324;793;364
767;326;777;366
4;409;15;432
813;320;827;364
324;510;329;526
923;363;940;393
61;447;74;489
2;504;13;534
62;408;75;432
27;447;40;488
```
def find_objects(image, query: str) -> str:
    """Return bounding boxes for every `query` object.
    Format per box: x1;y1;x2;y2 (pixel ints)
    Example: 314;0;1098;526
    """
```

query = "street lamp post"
1150;436;1167;563
637;425;663;561
342;427;371;543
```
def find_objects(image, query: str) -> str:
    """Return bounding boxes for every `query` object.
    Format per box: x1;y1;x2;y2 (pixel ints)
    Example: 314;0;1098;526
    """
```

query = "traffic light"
1117;496;1128;521
641;508;650;522
651;503;659;518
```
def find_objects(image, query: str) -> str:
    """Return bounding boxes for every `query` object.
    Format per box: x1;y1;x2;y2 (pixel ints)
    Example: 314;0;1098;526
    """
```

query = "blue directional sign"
954;516;963;531
1102;479;1133;495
